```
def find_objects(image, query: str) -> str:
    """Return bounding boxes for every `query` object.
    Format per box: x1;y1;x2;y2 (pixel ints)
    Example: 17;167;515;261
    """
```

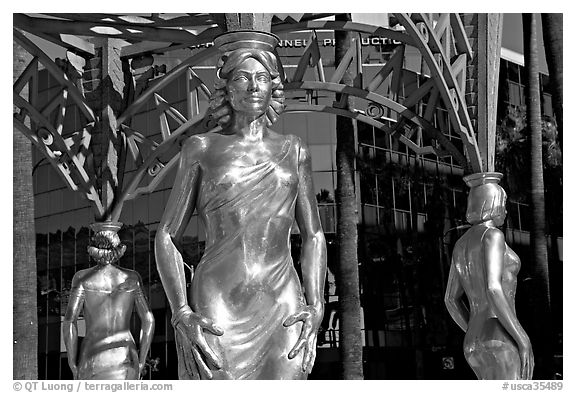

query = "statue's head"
210;31;285;127
464;172;507;226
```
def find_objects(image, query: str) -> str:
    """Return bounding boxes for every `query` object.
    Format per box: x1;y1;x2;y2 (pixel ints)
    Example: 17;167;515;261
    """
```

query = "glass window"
506;201;521;230
540;74;551;93
36;232;49;272
453;189;467;222
359;145;373;161
35;192;50;218
435;108;448;134
543;93;553;116
309;145;333;171
412;182;426;213
313;172;335;200
508;62;520;83
509;82;522;107
133;224;150;281
150;284;167;309
362;66;380;90
307;113;333;145
119;199;134;225
394;210;411;232
48;230;62;271
149;191;164;224
376;174;393;208
416;213;426;232
282;113;308;140
363;205;378;226
50;190;64;215
374;147;388;168
519;203;532;231
318;205;336;233
358;121;374;145
374;129;391;149
360;172;377;205
402;70;418;99
378;207;393;230
393;178;411;211
75;226;90;268
35;164;50;194
62;227;76;267
134;194;149;225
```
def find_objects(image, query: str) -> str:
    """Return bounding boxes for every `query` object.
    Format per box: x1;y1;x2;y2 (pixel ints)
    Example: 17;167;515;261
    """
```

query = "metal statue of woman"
154;30;327;380
63;222;155;380
444;172;533;380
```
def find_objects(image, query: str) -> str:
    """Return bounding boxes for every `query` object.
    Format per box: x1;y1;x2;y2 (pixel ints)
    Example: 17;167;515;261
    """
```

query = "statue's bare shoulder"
482;226;504;245
181;134;212;162
71;266;141;294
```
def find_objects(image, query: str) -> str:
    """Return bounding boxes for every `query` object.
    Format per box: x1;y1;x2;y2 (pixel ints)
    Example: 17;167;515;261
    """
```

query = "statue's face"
226;57;273;116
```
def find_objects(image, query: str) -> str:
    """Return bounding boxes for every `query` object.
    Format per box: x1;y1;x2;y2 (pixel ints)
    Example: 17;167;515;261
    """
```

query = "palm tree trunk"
541;13;562;151
522;13;553;379
334;13;363;380
13;40;38;379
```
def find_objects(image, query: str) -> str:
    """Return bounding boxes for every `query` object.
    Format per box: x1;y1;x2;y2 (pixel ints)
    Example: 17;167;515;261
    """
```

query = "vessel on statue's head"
463;172;506;225
213;30;280;53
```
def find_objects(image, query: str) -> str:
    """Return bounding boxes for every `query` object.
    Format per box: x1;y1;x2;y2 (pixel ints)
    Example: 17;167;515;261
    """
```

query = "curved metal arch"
285;81;467;166
13;28;104;216
109;113;216;222
394;13;482;171
272;15;482;172
112;15;482;216
285;104;447;158
117;45;218;127
13;29;96;122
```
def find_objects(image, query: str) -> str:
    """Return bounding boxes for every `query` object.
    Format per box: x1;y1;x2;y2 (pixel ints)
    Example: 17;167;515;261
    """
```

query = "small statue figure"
445;172;533;380
154;30;327;379
63;222;155;380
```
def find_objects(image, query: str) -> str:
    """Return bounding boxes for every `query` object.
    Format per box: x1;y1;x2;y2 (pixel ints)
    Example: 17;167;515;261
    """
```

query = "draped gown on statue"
182;133;308;380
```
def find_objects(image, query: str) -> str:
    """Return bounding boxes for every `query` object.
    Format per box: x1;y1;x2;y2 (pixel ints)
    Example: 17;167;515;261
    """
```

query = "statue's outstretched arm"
285;142;327;373
483;228;533;379
134;273;155;376
154;136;223;379
62;273;85;379
444;262;469;332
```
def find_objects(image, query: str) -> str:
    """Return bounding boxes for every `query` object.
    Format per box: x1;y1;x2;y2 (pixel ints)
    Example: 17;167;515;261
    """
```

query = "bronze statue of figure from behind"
63;222;155;380
154;30;327;379
445;172;533;380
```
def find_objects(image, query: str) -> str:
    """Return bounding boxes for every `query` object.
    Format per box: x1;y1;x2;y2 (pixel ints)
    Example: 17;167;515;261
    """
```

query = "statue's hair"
466;183;507;225
209;48;285;127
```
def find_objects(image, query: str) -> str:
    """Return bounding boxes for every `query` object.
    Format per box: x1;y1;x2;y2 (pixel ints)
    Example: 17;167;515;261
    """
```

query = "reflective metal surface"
155;31;327;379
63;222;155;380
445;172;533;380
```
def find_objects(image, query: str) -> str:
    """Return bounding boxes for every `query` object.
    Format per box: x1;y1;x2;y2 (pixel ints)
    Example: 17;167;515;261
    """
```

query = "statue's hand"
519;339;534;380
172;305;224;379
284;303;324;373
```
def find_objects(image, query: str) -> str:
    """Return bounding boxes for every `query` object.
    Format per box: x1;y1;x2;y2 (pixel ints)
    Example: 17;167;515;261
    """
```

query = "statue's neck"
96;260;115;268
231;113;268;142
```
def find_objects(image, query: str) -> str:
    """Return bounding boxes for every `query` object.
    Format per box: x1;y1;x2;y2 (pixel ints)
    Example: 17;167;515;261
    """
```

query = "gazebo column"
224;13;273;32
461;13;504;172
83;38;129;219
